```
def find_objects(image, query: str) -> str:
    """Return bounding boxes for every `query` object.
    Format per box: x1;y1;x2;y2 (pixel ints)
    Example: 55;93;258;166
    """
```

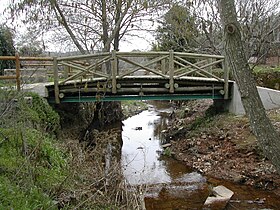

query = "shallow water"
121;101;280;209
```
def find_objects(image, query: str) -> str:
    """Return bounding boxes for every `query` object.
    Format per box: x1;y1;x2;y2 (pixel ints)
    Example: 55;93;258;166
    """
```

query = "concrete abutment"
221;82;280;115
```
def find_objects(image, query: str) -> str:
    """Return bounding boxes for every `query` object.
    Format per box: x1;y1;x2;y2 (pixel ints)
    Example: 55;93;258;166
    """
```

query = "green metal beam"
47;94;224;103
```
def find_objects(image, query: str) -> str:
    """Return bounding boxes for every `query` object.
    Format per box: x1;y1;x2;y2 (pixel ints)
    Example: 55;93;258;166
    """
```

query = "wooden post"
169;50;174;93
111;50;117;94
209;58;213;73
53;57;60;103
223;58;229;99
64;65;70;78
277;48;280;66
15;53;20;91
161;58;166;74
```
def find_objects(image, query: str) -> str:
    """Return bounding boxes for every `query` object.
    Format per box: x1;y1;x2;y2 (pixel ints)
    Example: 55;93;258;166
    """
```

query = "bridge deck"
46;76;232;103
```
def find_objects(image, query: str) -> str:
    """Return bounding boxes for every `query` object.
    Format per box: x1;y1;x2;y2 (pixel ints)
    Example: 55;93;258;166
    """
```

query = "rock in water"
204;185;234;209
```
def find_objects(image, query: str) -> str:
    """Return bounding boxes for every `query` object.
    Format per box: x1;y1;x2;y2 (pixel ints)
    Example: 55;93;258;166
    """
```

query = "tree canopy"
16;31;43;56
7;0;172;53
0;25;15;75
153;4;198;52
191;0;280;60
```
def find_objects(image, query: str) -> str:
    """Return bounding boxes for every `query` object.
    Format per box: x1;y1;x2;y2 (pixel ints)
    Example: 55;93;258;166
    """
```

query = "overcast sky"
0;0;8;21
0;0;154;52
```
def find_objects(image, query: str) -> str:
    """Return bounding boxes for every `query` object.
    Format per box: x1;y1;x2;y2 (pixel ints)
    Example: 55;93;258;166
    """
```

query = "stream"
121;101;280;209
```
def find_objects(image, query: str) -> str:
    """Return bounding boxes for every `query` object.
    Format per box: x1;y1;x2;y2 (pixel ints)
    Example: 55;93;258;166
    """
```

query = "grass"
0;176;56;210
0;90;144;209
0;90;68;209
121;100;148;108
0;127;68;210
252;65;280;73
163;147;172;157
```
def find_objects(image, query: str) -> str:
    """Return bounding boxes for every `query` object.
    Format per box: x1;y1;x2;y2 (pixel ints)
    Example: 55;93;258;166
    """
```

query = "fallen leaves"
165;100;280;195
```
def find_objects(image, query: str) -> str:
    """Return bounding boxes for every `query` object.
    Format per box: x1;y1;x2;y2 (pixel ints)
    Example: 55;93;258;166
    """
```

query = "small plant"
19;92;60;134
163;147;172;157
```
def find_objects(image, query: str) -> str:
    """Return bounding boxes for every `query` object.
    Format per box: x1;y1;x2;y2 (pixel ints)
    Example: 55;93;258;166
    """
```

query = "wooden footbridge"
0;51;232;103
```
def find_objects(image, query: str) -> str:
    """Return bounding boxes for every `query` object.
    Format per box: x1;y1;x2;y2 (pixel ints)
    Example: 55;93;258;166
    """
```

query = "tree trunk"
51;0;86;54
218;0;280;172
101;0;110;52
113;0;122;51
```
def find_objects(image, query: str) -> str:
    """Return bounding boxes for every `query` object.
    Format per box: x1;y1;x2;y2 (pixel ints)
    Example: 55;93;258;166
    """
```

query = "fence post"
53;57;60;103
223;58;229;99
161;58;166;74
15;53;20;91
64;66;70;78
169;50;174;93
111;50;117;94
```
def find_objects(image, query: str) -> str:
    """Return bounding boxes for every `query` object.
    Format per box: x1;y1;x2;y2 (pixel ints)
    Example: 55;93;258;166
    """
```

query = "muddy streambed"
121;101;280;209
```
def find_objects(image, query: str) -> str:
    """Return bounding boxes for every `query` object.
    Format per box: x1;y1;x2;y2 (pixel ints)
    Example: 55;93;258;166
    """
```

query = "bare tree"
218;0;280;172
7;0;172;53
189;0;280;61
237;0;280;63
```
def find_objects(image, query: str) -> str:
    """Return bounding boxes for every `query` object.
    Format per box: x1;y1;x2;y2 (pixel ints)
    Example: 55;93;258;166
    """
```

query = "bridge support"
111;50;117;94
224;82;280;115
169;50;174;93
53;57;60;104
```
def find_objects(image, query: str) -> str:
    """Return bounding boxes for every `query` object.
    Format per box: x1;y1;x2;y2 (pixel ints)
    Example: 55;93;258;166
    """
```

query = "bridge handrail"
0;52;229;104
117;51;224;59
56;51;224;61
52;50;229;103
0;54;53;91
57;52;111;61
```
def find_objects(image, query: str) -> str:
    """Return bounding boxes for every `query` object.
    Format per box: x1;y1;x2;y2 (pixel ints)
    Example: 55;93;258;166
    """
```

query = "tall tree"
153;3;198;52
7;0;171;53
189;0;280;59
6;0;173;126
237;0;280;63
0;25;15;75
218;0;280;172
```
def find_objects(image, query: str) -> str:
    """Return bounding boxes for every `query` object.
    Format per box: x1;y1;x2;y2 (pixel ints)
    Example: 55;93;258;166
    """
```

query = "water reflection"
121;108;171;185
152;113;170;142
121;102;201;186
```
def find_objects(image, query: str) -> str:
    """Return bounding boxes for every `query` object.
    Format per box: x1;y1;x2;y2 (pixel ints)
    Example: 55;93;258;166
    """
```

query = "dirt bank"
165;100;280;195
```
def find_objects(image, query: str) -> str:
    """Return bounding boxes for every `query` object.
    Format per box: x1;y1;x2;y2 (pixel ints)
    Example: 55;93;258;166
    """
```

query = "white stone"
204;185;234;206
162;143;172;148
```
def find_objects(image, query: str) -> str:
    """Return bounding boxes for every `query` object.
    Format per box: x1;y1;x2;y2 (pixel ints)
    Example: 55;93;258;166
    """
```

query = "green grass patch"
0;127;69;208
252;65;280;73
0;176;56;210
163;147;172;157
0;91;70;209
20;92;60;133
0;90;139;209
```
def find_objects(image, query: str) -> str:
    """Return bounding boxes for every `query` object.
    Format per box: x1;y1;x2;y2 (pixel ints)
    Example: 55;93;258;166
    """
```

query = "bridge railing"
51;51;228;103
0;52;229;103
0;54;53;90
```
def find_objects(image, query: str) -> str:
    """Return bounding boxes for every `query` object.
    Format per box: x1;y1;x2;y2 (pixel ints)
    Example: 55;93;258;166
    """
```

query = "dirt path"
165;100;280;195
